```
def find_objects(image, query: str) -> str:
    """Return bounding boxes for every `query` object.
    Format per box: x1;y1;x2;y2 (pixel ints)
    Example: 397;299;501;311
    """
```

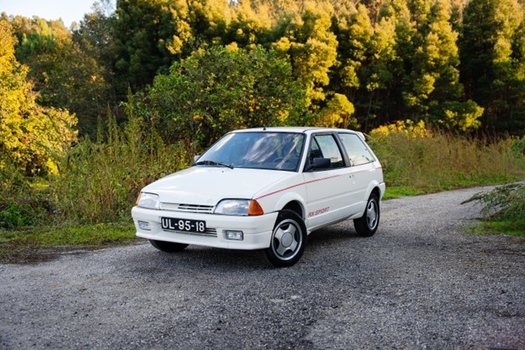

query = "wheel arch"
273;192;306;220
281;200;304;220
371;185;381;200
366;180;385;201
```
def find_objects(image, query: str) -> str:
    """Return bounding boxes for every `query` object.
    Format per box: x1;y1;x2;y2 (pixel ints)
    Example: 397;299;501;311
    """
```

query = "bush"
468;183;525;222
511;136;525;156
464;183;525;235
141;45;309;149
0;159;50;229
0;202;28;229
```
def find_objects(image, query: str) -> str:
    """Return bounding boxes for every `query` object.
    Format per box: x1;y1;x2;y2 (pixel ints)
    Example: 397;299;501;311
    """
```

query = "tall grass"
2;117;525;229
49;112;192;224
368;121;525;192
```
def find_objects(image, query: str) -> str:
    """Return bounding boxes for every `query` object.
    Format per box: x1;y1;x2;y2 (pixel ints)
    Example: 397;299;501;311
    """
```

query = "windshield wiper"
193;160;234;169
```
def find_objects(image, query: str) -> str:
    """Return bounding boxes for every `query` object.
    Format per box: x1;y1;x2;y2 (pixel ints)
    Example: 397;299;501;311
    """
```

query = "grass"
0;222;137;264
467;220;525;236
383;186;427;199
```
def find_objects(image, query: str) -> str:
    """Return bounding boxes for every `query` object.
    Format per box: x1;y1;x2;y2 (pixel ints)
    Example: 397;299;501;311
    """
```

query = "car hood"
142;166;294;205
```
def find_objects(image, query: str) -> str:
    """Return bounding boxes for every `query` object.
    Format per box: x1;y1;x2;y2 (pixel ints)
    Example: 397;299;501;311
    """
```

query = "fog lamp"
225;230;244;241
138;220;151;231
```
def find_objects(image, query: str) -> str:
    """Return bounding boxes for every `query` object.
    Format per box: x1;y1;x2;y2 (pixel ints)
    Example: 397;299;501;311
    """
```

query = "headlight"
137;192;160;209
215;199;250;215
214;199;264;216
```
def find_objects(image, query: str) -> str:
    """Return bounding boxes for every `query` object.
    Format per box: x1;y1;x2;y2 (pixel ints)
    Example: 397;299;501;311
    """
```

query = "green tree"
140;45;308;149
360;14;398;129
11;15;110;137
460;0;525;134
0;18;77;175
404;0;483;131
226;0;273;48
72;0;118;136
114;0;232;96
375;0;482;131
114;0;178;94
330;3;372;102
272;1;338;108
330;2;390;130
316;93;357;128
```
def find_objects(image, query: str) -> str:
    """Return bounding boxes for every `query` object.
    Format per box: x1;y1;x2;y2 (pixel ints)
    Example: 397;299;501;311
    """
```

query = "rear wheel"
354;193;380;237
149;240;189;252
261;210;307;267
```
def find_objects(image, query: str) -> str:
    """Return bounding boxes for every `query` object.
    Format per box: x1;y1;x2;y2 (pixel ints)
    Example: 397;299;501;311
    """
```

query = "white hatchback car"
132;127;385;267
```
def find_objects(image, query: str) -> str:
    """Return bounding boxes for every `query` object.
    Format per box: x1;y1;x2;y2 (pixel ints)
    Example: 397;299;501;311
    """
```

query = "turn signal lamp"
248;200;264;216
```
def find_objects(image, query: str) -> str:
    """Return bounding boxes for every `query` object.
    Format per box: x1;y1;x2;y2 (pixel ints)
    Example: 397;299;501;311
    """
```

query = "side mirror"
304;157;331;171
193;155;201;162
313;157;331;169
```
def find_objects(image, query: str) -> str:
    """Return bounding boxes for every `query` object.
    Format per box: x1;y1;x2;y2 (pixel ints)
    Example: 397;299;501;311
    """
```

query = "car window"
338;133;375;166
198;132;305;171
308;134;345;169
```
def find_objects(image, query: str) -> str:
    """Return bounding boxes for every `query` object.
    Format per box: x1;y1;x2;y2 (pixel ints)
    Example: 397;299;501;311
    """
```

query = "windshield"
195;132;305;171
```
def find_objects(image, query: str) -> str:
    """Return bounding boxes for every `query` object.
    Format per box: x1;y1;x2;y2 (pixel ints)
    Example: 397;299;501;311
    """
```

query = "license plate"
161;217;206;233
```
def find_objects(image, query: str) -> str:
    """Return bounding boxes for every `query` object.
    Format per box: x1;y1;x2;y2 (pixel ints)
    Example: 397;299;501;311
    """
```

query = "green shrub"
468;183;525;222
464;183;525;235
0;159;51;229
0;202;27;229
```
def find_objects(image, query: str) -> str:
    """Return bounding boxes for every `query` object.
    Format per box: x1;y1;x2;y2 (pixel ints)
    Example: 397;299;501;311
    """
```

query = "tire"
354;193;380;237
149;240;189;252
261;210;307;267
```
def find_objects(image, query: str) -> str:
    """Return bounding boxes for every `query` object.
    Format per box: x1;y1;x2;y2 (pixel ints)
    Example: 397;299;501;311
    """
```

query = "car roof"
233;126;359;134
231;127;365;141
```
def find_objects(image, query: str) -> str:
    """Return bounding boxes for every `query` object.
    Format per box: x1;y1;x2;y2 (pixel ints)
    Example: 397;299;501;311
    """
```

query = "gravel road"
1;186;524;350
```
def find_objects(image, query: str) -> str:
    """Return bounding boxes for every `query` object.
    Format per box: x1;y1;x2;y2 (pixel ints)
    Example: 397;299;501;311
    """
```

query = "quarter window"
339;133;375;166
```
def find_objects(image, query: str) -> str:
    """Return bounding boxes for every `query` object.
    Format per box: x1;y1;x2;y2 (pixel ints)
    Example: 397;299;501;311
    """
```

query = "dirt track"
1;186;524;349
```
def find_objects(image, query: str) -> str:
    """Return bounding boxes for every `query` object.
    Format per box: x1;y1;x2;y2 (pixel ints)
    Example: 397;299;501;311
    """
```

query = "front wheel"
261;210;307;268
149;240;189;252
354;193;380;237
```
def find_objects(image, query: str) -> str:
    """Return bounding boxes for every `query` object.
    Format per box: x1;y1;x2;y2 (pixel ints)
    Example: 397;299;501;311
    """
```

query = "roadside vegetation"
1;116;524;263
463;182;525;236
2;0;525;262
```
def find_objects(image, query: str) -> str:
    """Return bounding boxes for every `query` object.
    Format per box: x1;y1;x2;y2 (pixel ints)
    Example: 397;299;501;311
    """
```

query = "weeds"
50;111;192;224
464;182;525;236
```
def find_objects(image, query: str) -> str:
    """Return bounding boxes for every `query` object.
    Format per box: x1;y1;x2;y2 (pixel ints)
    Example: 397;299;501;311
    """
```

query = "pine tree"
460;0;524;134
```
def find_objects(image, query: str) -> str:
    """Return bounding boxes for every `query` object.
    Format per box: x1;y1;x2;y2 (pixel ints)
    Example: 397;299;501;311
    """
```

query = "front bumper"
131;206;278;250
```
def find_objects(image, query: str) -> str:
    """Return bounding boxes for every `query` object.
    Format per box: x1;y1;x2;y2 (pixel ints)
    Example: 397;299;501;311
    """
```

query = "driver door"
303;133;354;230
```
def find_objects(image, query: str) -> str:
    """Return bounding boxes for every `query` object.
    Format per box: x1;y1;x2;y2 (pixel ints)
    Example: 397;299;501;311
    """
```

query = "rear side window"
339;133;375;166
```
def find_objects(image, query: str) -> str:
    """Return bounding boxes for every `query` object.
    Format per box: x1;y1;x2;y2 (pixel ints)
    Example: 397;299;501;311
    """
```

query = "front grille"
160;202;215;214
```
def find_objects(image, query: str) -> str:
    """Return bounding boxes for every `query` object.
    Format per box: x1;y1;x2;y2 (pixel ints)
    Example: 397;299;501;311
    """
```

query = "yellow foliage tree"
0;19;77;175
